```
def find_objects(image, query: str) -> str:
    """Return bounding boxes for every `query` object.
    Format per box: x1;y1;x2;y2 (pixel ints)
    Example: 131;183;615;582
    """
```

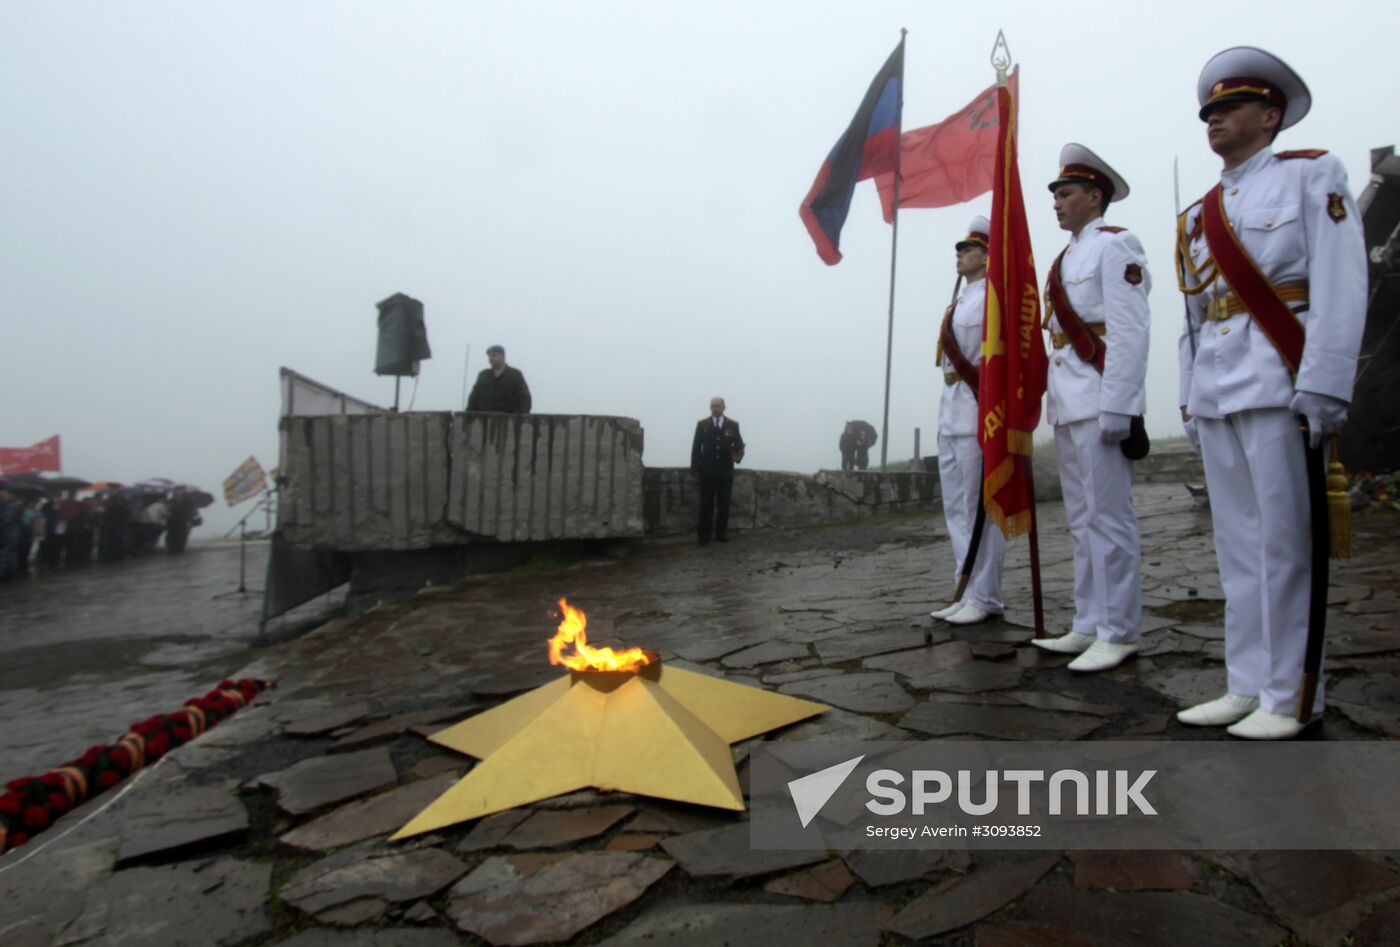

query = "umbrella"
0;475;48;498
81;481;126;494
6;473;91;494
849;420;878;447
134;477;176;492
174;486;216;508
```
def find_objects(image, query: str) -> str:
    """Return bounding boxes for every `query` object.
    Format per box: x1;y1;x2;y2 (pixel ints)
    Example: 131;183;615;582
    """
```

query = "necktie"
714;418;721;429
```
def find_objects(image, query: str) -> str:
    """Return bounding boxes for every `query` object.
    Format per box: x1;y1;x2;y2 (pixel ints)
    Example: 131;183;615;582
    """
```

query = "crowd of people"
0;481;210;582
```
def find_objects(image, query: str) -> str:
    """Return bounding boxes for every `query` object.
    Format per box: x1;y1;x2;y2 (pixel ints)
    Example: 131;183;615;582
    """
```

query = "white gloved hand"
1289;391;1348;448
1099;411;1132;444
1184;418;1200;454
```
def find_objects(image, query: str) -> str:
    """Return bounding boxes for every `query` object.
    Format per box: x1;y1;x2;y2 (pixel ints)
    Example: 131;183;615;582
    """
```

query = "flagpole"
878;27;907;472
1024;455;1046;637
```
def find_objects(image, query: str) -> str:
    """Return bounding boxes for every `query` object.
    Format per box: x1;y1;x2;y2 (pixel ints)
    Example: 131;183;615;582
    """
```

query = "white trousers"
1197;409;1324;716
1054;419;1141;643
937;433;1005;612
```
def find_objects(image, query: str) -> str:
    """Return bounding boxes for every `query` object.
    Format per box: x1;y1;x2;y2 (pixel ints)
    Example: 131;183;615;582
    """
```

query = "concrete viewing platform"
277;411;946;604
279;412;648;550
279;412;946;553
2;466;1398;945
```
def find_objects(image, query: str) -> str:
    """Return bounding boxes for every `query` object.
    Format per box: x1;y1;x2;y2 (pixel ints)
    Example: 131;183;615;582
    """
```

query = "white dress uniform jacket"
938;278;987;436
1178;147;1367;415
1046;219;1152;425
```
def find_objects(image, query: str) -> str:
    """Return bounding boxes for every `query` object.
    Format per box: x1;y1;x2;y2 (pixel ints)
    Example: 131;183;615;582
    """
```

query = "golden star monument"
393;600;828;840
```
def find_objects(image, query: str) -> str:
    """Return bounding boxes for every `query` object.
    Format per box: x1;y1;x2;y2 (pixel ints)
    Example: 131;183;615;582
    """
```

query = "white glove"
1099;411;1132;444
1289;391;1348;448
1183;418;1200;454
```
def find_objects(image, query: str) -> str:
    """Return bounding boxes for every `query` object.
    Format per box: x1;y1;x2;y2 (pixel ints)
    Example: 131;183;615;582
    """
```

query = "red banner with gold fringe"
977;80;1047;538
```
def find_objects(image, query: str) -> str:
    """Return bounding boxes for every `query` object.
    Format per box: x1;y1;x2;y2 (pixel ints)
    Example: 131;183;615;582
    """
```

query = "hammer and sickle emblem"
968;92;998;131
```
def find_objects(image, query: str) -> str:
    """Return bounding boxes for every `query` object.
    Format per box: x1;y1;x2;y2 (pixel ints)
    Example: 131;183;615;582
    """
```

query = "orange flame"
548;598;652;672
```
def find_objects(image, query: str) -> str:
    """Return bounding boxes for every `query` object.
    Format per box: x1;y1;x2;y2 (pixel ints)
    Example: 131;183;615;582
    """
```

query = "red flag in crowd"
874;69;1018;221
977;78;1046;538
0;435;61;474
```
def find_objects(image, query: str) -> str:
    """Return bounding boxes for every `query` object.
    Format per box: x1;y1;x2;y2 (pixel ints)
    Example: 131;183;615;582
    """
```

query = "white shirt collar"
1071;216;1105;245
1221;146;1275;187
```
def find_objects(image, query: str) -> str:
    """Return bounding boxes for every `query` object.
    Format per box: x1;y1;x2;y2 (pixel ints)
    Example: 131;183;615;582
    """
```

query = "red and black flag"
799;38;905;265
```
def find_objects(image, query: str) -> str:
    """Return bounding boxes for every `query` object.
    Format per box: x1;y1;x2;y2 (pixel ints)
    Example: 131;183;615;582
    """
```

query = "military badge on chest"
1327;193;1347;223
1124;263;1143;286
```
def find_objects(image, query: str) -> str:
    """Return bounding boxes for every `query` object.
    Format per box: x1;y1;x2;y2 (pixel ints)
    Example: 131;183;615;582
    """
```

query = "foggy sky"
2;1;1396;538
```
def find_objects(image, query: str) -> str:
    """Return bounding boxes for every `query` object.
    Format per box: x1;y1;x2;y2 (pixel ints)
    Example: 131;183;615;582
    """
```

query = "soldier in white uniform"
1031;144;1152;673
1175;47;1367;739
930;217;1006;626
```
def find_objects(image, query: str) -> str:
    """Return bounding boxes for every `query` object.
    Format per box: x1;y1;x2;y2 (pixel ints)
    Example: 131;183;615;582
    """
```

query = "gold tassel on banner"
1327;434;1353;560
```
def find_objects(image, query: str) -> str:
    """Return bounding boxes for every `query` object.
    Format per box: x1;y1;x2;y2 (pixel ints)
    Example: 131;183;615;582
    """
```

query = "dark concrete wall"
1345;146;1400;473
643;468;942;537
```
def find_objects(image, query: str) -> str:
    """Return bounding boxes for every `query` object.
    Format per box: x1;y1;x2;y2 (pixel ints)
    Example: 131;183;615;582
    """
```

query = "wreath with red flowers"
0;678;272;856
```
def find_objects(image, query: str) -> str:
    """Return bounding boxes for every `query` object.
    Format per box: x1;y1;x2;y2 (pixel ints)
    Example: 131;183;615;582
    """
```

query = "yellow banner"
222;456;267;507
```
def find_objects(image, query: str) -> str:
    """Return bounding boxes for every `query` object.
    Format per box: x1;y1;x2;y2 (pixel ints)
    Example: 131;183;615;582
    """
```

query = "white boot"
1030;632;1095;654
1226;707;1315;740
929;601;963;620
1067;639;1139;672
943;602;993;626
1176;693;1258;727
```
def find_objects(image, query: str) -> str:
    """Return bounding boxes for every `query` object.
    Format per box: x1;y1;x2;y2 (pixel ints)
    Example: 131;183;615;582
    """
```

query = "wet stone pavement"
1;483;1399;945
0;540;278;779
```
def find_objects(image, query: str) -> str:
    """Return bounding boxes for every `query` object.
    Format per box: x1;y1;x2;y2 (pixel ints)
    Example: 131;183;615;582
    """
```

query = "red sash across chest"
938;306;980;393
1199;183;1306;374
1045;249;1106;374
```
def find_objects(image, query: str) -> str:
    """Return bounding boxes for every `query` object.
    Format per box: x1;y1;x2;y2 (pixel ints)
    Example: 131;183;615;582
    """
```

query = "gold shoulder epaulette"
1097;225;1127;234
1277;148;1329;160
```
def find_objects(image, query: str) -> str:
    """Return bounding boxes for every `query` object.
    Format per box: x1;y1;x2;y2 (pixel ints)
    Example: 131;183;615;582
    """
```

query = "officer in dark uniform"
466;345;533;413
690;397;745;545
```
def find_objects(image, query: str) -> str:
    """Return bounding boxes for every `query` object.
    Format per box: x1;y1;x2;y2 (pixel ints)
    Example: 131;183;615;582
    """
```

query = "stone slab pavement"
1;484;1398;945
0;539;336;779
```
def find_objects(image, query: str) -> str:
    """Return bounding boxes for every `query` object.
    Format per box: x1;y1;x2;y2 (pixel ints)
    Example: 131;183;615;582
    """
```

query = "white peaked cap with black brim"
955;216;991;250
1048;143;1129;203
1197;45;1310;130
